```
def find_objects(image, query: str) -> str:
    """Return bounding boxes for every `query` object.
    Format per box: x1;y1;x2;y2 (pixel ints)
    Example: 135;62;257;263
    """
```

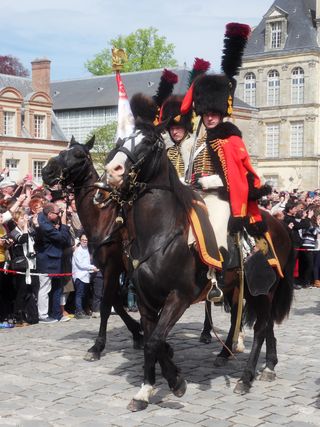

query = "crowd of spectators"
259;188;320;289
0;168;108;328
1;167;319;327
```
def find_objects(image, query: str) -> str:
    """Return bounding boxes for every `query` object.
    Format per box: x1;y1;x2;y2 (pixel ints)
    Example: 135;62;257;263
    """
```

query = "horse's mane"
167;153;194;214
135;122;195;213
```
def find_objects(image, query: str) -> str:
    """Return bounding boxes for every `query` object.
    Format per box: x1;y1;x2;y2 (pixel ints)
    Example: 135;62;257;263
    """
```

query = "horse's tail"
271;240;295;324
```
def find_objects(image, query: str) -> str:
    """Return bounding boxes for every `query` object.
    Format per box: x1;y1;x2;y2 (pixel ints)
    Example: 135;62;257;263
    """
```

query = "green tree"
85;27;178;75
87;121;117;172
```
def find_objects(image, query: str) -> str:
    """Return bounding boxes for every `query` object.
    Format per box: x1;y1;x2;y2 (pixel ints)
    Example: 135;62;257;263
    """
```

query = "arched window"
244;72;256;106
291;67;304;104
267;70;280;106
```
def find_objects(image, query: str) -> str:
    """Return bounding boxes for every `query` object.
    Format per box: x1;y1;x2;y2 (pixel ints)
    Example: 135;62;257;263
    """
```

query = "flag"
115;71;135;139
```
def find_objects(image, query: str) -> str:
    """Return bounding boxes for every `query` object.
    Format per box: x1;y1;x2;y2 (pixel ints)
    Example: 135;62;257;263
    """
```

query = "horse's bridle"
107;130;166;206
57;146;93;189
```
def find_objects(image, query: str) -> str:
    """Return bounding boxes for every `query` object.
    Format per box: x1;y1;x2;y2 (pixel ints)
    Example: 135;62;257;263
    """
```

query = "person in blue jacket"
35;202;71;323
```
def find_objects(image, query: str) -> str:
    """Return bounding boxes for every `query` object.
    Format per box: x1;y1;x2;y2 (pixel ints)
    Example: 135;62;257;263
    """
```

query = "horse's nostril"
114;165;124;173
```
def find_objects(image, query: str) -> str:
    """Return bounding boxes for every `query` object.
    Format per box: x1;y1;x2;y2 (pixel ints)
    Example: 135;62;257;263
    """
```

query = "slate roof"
244;0;320;58
0;73;66;141
51;68;253;112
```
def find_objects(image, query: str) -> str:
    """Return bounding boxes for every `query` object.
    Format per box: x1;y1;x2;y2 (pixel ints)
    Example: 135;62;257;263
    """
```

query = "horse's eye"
74;150;85;158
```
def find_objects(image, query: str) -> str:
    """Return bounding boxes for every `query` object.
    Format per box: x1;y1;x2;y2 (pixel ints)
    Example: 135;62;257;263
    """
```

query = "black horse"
42;136;143;360
104;122;295;411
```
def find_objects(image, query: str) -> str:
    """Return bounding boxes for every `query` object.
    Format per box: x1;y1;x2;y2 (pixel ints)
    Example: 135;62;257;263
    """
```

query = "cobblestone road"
0;288;319;427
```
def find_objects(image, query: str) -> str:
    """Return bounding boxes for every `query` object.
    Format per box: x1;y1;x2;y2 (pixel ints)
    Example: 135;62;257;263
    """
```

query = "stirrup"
207;282;223;303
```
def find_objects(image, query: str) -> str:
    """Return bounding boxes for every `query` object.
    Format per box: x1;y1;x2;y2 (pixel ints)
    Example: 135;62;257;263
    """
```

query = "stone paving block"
227;414;265;426
200;420;232;427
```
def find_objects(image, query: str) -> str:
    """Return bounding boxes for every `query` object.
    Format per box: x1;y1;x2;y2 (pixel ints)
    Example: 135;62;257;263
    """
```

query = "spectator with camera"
35;202;72;323
9;208;39;326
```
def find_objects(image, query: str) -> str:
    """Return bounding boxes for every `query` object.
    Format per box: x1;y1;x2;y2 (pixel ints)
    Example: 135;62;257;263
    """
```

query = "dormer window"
264;7;288;52
34;114;46;139
270;21;282;48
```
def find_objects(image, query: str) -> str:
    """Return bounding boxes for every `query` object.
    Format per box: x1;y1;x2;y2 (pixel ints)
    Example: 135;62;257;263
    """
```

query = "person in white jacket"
72;233;98;319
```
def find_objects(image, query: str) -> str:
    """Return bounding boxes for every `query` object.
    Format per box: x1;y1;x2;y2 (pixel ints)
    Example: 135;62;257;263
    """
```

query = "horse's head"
42;136;95;187
104;122;166;190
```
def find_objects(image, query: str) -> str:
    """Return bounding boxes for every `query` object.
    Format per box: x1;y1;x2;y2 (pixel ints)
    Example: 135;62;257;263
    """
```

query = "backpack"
23;292;39;324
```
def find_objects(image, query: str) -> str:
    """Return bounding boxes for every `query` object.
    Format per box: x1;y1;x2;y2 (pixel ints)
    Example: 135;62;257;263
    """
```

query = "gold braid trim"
167;146;185;178
209;139;229;191
193;134;216;175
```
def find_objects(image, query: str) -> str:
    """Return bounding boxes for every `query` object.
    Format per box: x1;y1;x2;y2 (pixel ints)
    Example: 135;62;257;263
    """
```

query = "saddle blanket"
243;231;283;279
187;200;223;270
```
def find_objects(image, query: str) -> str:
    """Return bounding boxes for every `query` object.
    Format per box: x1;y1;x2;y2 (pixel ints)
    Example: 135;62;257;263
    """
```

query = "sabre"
185;118;202;184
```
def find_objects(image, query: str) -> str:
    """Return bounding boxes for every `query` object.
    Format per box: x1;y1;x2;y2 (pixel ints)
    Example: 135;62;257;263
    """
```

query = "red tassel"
225;22;251;39
193;57;211;72
162;69;178;84
180;83;194;115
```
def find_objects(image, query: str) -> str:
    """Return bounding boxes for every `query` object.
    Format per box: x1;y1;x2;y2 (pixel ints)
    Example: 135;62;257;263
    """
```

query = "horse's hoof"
259;368;276;382
83;352;100;362
171;376;187;398
213;356;228;367
127;399;148;412
234;380;250;395
199;332;212;344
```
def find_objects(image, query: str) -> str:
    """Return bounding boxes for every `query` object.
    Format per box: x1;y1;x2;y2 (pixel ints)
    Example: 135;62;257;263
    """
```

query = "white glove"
198;175;223;190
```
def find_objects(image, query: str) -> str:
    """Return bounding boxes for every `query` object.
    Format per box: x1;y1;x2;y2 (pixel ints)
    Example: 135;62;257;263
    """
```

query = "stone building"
0;59;67;183
238;0;320;191
51;68;255;145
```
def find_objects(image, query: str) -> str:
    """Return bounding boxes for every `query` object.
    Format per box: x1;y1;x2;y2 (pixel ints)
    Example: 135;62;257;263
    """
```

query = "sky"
1;0;275;81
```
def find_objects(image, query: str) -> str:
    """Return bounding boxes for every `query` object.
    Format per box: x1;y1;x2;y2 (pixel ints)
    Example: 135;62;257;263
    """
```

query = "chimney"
31;58;51;95
316;0;320;44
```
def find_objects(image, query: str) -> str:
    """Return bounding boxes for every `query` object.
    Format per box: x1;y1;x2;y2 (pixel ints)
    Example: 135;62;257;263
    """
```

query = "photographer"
9;208;39;326
35;203;71;323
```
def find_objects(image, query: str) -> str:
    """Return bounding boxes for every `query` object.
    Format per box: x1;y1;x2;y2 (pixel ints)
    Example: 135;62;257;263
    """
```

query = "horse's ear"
86;135;95;151
70;135;76;145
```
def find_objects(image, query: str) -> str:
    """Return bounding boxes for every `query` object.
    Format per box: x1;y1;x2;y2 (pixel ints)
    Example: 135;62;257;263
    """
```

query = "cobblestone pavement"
0;288;319;427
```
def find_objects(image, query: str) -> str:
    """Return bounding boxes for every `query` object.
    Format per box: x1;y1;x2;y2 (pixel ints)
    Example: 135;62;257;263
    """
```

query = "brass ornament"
115;216;124;224
132;259;140;269
112;48;127;71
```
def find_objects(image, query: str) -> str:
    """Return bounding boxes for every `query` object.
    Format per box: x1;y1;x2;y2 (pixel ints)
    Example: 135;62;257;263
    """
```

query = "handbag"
11;255;28;271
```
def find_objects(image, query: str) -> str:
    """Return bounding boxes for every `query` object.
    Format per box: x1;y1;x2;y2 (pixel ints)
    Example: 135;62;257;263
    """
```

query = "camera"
0;234;11;245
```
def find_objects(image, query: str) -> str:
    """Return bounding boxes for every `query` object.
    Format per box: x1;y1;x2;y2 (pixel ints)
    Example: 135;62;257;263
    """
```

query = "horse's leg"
214;297;238;367
128;307;158;412
259;319;277;381
128;291;189;412
200;301;212;344
85;266;118;361
112;297;144;349
234;297;269;394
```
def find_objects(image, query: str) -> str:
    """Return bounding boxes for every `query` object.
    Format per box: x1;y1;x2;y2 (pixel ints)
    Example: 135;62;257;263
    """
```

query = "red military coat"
209;134;262;224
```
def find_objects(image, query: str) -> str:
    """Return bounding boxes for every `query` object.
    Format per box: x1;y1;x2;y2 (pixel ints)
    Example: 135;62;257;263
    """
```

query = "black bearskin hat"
160;95;193;133
130;69;178;125
192;22;251;118
130;93;158;124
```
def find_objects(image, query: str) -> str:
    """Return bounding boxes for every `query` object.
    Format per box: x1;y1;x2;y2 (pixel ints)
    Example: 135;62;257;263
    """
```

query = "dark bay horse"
104;123;294;411
42;136;143;360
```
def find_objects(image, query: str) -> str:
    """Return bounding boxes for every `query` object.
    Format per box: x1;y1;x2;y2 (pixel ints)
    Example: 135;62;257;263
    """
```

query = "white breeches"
188;192;230;251
202;192;230;251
